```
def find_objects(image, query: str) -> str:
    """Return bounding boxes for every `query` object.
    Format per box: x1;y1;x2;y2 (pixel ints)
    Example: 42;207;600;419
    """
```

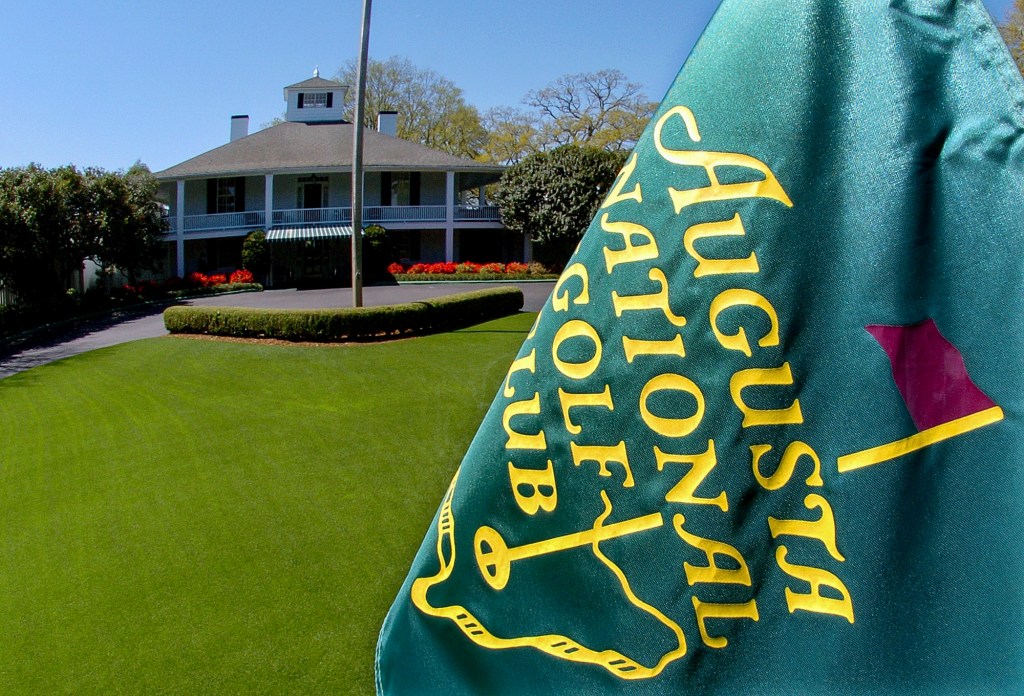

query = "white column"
175;180;186;277
523;234;534;263
264;174;274;230
444;170;455;262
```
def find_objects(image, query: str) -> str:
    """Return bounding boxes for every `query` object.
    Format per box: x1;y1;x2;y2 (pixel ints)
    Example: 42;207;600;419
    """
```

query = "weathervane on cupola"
313;66;320;78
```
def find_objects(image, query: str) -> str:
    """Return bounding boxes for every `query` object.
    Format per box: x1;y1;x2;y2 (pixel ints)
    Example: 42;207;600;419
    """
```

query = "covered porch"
160;169;510;277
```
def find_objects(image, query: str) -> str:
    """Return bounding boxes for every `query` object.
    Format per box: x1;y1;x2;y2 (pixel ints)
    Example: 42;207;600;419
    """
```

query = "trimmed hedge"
163;287;524;342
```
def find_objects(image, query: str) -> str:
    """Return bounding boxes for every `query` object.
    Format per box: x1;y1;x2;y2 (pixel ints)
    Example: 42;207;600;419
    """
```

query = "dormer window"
298;92;332;109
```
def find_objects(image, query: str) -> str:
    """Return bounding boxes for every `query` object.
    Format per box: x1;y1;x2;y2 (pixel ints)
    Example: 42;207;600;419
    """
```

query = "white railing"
364;205;447;223
182;210;265;232
455;205;501;222
275;205;449;224
165;203;500;236
274;207;351;225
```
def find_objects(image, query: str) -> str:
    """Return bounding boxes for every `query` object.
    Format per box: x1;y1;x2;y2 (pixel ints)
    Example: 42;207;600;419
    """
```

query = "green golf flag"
376;0;1024;692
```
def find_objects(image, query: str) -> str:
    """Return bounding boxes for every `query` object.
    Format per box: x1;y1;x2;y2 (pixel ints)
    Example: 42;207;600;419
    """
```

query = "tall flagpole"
351;0;372;307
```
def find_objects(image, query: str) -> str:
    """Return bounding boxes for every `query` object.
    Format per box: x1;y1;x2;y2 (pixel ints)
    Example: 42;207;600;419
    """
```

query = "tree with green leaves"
0;164;165;303
335;56;487;158
242;230;270;281
491;145;626;267
1000;0;1024;76
0;165;92;303
478;106;542;165
86;163;166;284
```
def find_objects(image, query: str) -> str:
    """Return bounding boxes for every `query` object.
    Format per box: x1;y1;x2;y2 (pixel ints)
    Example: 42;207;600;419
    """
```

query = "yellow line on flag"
837;406;1004;473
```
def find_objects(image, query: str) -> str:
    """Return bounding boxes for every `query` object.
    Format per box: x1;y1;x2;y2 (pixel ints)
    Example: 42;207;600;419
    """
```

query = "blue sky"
0;0;1014;173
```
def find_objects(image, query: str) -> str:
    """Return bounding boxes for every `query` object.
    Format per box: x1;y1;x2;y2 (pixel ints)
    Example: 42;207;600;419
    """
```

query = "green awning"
266;224;353;241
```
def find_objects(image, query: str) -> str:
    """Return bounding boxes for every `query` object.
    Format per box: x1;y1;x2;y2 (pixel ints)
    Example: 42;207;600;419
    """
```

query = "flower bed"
2;271;263;346
119;271;262;301
388;261;558;282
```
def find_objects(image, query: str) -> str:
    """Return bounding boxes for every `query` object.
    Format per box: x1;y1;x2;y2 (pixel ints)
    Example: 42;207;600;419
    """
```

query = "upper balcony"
165;205;502;235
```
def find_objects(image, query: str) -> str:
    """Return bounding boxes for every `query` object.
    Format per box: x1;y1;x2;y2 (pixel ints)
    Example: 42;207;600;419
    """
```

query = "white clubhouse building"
154;71;526;285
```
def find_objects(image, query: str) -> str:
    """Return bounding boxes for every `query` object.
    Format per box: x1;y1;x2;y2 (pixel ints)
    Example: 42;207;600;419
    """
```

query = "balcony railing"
165;211;266;233
273;205;449;224
186;210;265;231
456;205;501;221
273;207;350;225
166;204;501;235
363;205;448;223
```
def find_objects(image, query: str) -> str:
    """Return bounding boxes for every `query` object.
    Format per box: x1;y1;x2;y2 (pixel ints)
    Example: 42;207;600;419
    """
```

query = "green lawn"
0;313;535;694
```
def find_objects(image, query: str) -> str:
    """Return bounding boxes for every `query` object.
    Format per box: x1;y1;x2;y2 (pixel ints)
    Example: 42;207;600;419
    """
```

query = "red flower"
387;262;405;274
230;269;254;284
423;262;456;274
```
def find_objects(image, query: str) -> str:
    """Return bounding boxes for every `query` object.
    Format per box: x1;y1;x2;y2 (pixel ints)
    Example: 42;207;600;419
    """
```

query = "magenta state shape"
866;319;996;431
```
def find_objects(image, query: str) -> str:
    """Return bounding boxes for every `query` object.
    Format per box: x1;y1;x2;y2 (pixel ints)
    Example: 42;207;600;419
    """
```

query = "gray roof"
285;76;345;90
153;121;502;180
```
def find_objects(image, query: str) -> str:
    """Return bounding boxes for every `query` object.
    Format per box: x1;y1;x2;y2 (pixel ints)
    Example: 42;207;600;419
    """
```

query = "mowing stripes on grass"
0;312;535;695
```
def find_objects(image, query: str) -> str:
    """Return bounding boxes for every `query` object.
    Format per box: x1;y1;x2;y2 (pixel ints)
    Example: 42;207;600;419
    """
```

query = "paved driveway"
0;282;554;380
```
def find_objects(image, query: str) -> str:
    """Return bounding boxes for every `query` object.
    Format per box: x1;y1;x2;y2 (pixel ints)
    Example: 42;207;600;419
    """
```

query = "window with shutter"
212;177;243;213
303;93;328;108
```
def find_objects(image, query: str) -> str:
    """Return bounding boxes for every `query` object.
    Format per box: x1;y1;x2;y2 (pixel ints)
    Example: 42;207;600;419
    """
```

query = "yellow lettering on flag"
503;349;536;399
571;441;635;487
601;152;643;209
612;268;688;327
730;364;804;427
751;442;823;490
655;441;728;511
683;214;761;278
674;514;750;585
552;264;590;312
551;320;603;380
775;546;855;623
558;386;614;435
691;597;760;649
641;373;706;438
622;335;687;363
769;494;845;562
502;394;547;450
602;214;660;273
654;106;793;211
710;289;781;358
508;460;558;515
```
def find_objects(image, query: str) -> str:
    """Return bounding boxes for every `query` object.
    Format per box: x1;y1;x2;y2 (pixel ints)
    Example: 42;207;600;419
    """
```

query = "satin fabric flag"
376;0;1024;692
